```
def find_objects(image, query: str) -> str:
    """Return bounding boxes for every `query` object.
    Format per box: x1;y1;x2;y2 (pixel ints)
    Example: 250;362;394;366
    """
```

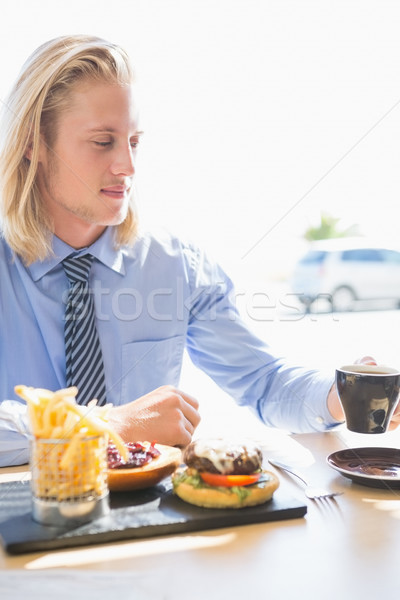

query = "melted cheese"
193;439;257;474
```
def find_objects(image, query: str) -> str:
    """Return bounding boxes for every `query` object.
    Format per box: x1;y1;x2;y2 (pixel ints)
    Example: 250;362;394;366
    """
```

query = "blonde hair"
0;34;138;264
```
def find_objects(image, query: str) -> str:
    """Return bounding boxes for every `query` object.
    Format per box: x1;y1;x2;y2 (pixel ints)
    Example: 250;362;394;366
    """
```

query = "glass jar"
30;434;110;527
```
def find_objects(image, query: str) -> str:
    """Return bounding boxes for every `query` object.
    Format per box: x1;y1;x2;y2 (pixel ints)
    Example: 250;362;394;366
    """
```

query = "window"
380;249;400;264
341;249;384;262
299;250;327;265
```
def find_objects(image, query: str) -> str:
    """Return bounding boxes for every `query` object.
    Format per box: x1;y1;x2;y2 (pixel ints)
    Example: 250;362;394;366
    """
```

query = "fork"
268;459;343;501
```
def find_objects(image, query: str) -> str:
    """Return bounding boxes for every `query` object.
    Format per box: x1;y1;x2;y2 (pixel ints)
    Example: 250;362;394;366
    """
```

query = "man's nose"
110;145;135;176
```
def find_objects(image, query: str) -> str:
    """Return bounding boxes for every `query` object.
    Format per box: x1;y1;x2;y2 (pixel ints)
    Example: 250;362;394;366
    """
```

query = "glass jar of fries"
30;433;110;526
15;384;129;527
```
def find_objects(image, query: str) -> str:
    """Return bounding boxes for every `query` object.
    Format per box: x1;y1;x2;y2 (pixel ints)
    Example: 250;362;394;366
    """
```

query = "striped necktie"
62;254;106;406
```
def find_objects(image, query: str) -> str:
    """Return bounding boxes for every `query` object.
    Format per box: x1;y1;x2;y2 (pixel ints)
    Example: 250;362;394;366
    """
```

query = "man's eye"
94;141;112;147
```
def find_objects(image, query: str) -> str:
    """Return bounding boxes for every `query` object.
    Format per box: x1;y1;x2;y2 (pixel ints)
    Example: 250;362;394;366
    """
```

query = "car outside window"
341;249;384;262
299;250;327;264
380;249;400;264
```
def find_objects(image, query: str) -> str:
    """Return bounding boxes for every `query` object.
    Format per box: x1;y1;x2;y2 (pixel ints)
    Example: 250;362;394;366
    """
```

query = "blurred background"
2;0;400;436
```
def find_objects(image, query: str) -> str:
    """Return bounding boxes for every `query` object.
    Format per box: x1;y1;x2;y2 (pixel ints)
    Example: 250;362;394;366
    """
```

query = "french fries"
15;384;128;460
15;385;129;501
30;435;108;500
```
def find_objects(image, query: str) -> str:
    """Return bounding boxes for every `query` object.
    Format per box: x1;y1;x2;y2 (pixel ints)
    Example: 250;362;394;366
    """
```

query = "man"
0;35;394;467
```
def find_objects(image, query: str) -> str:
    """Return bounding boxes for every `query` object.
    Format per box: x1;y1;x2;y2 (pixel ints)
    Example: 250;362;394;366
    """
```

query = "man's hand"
108;385;201;447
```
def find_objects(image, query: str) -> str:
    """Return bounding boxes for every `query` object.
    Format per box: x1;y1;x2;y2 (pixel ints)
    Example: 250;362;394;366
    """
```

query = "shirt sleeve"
184;244;342;433
0;400;30;467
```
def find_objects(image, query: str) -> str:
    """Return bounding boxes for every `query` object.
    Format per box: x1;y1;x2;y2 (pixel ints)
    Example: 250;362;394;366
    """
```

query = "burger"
172;438;279;509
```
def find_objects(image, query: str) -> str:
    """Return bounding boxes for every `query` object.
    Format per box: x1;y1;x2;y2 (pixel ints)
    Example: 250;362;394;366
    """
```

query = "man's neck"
54;223;107;249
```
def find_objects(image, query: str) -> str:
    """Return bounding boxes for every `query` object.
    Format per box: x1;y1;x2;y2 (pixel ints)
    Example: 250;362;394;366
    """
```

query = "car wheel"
331;286;356;312
297;296;314;312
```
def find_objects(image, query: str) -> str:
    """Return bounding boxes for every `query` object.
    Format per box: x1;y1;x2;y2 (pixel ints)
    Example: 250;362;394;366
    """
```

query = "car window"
299;250;327;264
341;249;384;262
380;249;400;264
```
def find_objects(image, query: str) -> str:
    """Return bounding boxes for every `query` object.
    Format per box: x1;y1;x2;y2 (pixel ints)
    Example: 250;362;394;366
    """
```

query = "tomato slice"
200;472;261;487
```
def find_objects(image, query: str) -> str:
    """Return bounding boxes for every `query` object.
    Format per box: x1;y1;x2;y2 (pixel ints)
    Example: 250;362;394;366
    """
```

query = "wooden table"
1;427;400;600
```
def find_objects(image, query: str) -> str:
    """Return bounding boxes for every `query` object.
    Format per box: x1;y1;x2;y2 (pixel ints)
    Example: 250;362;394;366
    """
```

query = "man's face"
36;79;141;246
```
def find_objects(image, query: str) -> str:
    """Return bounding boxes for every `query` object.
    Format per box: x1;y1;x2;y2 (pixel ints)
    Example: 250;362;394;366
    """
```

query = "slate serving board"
0;478;307;555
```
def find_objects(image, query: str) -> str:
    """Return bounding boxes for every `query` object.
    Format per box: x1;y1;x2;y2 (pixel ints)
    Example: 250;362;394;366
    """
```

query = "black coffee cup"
336;364;400;434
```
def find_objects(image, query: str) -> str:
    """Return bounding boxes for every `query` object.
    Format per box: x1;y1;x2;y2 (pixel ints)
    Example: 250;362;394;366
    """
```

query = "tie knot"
62;254;94;284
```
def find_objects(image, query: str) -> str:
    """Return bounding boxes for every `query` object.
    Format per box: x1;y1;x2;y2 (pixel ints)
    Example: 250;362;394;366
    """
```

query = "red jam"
107;441;161;469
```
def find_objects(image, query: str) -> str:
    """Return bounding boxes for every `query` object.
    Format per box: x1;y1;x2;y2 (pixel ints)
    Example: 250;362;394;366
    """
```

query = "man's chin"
102;207;129;227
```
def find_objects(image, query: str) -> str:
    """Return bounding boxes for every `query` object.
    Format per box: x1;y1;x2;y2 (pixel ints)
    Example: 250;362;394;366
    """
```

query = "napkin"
0;399;30;467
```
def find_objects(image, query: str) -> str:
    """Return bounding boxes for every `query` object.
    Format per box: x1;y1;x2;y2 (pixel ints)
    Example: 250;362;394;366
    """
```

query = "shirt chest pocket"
120;335;185;402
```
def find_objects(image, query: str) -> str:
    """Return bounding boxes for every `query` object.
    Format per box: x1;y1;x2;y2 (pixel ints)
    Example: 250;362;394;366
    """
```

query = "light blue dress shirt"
0;227;338;466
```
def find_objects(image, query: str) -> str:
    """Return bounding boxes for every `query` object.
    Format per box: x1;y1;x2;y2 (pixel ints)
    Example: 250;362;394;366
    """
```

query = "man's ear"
25;134;46;163
25;140;34;161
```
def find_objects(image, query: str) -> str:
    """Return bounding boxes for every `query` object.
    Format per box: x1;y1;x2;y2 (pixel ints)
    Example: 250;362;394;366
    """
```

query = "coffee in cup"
336;364;400;434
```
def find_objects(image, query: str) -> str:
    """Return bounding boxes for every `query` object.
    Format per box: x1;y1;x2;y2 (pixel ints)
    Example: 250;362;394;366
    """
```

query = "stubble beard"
43;153;129;227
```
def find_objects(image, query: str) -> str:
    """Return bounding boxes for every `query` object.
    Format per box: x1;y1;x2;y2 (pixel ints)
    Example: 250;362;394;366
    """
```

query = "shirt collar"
28;228;126;282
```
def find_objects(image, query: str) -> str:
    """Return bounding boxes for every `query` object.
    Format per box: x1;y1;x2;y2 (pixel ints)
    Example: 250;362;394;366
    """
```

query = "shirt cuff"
304;371;344;432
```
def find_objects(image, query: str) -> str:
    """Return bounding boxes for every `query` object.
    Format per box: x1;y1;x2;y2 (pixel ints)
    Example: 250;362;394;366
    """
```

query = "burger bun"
172;466;279;509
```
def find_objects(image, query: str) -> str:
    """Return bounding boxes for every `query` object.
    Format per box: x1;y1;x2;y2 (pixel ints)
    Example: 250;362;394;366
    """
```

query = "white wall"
2;0;400;288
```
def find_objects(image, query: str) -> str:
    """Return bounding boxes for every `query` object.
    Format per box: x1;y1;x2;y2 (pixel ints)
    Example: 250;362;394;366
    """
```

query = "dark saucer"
327;447;400;489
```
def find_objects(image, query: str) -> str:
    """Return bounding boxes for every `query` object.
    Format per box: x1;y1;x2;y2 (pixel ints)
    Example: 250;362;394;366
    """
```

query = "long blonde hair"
0;35;138;264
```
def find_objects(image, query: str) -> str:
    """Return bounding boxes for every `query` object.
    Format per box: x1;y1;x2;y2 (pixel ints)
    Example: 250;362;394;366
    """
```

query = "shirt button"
316;416;324;424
